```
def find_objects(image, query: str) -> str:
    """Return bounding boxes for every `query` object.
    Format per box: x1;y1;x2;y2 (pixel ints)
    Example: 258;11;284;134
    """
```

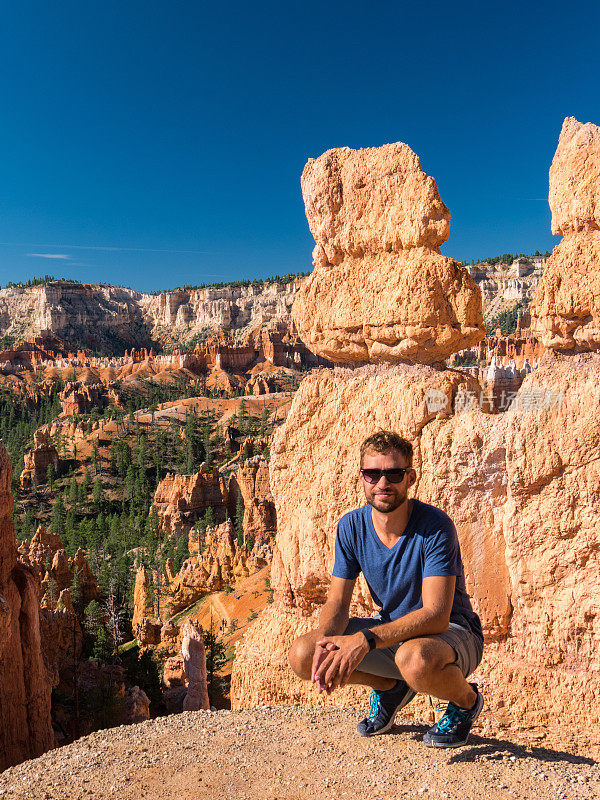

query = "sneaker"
423;683;484;748
356;679;416;736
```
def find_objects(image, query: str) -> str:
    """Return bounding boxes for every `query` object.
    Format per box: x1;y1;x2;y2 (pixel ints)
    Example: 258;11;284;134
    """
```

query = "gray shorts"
344;615;483;680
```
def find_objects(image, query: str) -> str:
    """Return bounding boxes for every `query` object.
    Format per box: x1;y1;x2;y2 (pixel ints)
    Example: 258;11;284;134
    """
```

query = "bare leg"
395;637;476;708
288;630;397;692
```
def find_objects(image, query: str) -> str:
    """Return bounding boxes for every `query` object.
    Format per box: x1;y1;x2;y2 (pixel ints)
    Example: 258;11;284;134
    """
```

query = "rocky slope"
0;706;596;799
0;279;302;354
231;120;600;757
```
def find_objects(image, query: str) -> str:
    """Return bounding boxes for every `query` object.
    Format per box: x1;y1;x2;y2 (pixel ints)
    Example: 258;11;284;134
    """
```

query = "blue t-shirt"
332;498;483;641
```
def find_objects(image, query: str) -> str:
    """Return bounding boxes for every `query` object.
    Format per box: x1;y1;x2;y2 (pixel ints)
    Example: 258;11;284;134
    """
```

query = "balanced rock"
531;117;600;350
292;142;485;364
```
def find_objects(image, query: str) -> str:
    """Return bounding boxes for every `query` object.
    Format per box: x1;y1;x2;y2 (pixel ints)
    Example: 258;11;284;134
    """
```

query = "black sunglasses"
360;467;409;484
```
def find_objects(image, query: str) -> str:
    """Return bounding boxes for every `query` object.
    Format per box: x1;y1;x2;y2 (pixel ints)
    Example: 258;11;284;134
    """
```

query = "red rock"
19;427;59;490
0;442;53;770
152;467;228;538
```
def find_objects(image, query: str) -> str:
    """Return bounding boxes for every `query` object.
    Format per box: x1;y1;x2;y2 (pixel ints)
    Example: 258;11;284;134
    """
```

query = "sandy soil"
0;707;597;800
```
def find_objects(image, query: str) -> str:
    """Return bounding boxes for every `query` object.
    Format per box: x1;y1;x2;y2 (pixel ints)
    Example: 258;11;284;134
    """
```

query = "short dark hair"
359;431;413;468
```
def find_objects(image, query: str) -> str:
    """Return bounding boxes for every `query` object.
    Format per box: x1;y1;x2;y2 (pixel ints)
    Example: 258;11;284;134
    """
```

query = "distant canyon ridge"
0;259;542;356
0;279;302;355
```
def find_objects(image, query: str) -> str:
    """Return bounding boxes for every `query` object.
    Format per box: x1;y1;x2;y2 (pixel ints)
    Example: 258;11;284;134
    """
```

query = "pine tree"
84;599;104;636
50;495;66;538
125;464;136;501
69;476;79;505
91;625;113;665
92;478;105;512
174;532;190;571
45;575;59;607
203;617;227;705
46;462;55;490
235;494;244;547
71;566;84;615
91;443;99;474
64;509;76;555
82;468;92;496
104;578;126;660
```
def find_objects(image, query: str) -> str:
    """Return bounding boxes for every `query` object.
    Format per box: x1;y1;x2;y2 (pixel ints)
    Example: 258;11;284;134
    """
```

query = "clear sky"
0;0;598;292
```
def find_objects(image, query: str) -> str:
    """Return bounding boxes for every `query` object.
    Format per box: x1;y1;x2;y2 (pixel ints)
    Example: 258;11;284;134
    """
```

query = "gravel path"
0;707;597;800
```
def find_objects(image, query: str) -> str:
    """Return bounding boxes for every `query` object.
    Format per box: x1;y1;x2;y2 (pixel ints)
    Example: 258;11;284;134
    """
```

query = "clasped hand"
310;632;368;695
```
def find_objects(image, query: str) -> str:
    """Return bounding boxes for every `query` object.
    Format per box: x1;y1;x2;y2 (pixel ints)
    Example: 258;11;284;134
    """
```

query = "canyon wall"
0;443;53;770
231;123;600;756
0;279;303;355
139;281;301;349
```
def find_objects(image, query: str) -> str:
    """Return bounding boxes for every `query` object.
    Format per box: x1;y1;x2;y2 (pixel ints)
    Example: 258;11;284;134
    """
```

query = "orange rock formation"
531;117;600;350
229;456;276;556
168;520;262;616
292;142;485;364
153;468;228;538
181;619;210;711
231;129;600;756
19;428;59;490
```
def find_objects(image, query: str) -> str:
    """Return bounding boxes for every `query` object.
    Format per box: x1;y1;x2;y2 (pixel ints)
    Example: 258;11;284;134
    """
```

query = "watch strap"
363;629;377;651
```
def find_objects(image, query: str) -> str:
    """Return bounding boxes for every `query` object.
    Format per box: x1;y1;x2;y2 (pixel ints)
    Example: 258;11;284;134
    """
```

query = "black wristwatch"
362;629;377;651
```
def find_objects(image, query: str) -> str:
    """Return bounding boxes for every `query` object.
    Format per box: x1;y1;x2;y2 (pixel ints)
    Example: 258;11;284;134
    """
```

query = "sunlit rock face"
231;353;600;754
292;142;485;364
231;130;600;757
531;117;600;351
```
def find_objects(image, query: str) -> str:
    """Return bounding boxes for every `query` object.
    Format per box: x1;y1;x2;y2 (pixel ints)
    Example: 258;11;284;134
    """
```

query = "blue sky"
0;0;598;292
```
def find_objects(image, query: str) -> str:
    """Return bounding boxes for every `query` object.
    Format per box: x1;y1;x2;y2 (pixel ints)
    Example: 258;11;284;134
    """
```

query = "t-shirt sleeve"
422;522;462;578
332;518;361;580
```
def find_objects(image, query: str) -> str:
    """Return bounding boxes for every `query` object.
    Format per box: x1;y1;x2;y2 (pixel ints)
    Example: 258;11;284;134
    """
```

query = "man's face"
360;448;414;514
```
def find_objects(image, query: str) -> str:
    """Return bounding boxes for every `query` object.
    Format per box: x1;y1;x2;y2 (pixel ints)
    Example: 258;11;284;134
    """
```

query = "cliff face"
152;468;229;538
0;442;53;770
0;279;302;355
0;283;150;354
139;281;301;349
231;121;600;755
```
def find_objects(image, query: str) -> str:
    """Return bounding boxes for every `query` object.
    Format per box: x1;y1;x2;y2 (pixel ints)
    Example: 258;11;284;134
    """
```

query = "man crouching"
288;431;484;748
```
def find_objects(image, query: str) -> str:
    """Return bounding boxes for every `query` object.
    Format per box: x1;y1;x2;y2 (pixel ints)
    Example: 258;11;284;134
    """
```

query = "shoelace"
368;691;381;719
436;703;469;733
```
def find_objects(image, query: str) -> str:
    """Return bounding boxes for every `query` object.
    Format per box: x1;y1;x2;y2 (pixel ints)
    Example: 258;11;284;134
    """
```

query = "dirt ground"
191;565;272;681
1;706;597;800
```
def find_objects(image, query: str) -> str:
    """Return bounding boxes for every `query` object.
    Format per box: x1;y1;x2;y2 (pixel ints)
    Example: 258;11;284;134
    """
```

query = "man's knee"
395;640;448;683
288;634;316;681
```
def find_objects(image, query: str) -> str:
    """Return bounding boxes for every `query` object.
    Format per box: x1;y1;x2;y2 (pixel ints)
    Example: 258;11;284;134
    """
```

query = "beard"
366;487;408;514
